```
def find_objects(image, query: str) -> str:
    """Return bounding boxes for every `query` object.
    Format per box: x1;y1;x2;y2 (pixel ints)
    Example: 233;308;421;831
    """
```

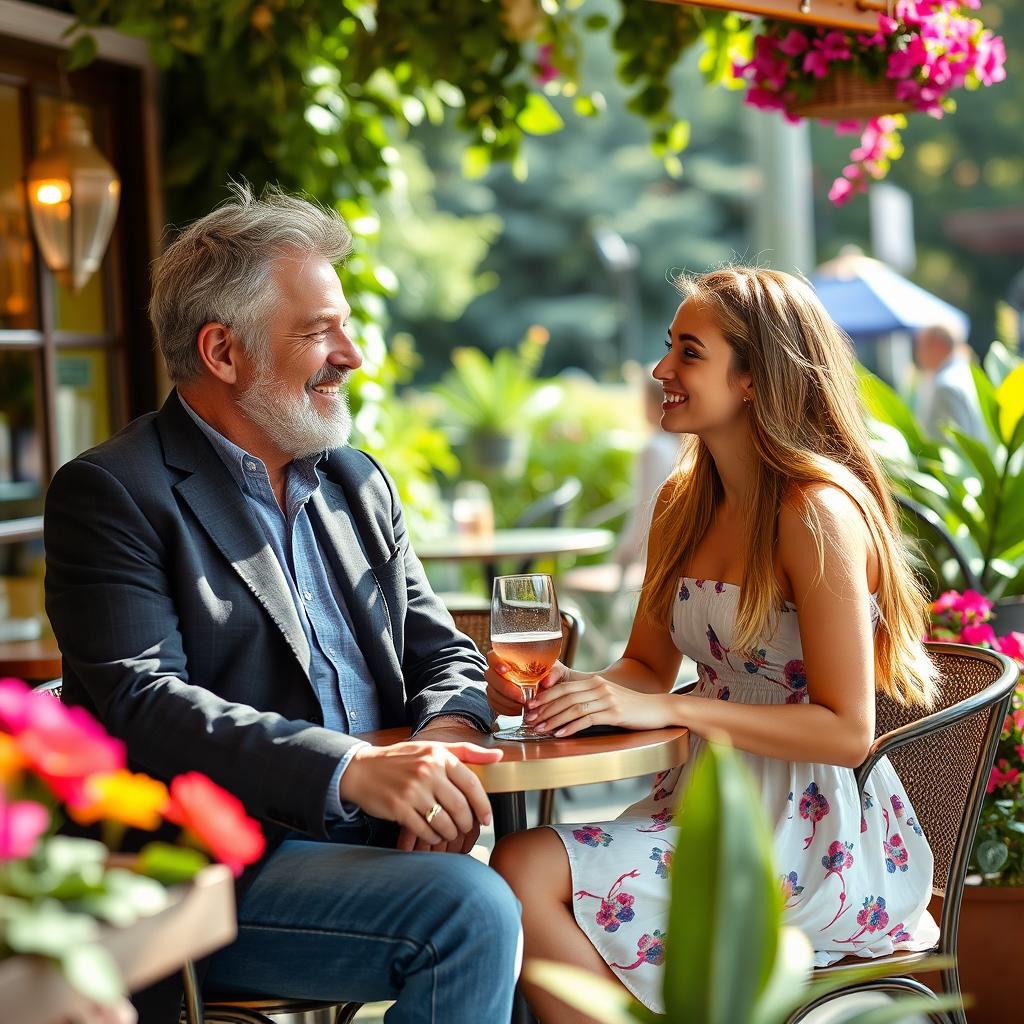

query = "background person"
44;185;521;1024
913;322;987;442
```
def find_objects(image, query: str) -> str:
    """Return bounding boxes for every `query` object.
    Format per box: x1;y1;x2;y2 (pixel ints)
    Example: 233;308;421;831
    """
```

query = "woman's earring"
743;396;752;405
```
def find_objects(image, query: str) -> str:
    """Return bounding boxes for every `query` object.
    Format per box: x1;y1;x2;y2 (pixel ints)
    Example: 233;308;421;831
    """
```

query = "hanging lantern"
27;103;121;291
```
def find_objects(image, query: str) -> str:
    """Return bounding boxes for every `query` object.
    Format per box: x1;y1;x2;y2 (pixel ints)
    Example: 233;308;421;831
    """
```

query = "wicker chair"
451;605;582;828
787;642;1019;1024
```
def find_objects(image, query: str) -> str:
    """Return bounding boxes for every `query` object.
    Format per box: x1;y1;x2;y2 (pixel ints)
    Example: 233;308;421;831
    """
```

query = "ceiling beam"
654;0;884;32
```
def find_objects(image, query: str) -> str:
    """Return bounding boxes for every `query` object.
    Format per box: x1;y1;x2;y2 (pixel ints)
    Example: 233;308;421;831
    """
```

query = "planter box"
925;884;1024;1023
0;864;236;1024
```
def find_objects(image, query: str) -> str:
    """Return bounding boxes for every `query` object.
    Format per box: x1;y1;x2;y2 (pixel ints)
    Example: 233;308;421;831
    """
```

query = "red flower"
987;759;1021;795
996;632;1024;664
165;772;265;876
960;622;996;648
14;697;124;807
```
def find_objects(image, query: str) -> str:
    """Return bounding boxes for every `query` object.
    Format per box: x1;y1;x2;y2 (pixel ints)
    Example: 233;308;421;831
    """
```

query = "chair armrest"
854;646;1018;794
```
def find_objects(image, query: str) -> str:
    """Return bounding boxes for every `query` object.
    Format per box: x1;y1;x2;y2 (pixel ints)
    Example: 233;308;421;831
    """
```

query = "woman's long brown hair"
638;267;936;707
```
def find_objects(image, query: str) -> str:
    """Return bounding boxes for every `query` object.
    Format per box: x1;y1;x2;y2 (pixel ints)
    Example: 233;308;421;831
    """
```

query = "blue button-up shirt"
179;395;376;821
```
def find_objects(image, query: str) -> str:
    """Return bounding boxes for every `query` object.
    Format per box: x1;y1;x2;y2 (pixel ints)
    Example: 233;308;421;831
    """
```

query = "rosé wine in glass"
491;574;561;741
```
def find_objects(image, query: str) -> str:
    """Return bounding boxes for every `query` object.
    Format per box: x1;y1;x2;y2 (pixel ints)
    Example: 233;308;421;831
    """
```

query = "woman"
487;267;939;1021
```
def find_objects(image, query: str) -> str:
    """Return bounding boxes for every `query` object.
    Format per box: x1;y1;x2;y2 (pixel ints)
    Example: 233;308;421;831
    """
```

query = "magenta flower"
822;839;855;873
779;30;809;56
996;632;1024;663
856;895;890;932
884;833;910;873
572;825;613;848
955;590;993;621
0;792;50;860
534;43;559;86
961;622;997;647
988;759;1021;794
595;891;635;932
802;49;831;79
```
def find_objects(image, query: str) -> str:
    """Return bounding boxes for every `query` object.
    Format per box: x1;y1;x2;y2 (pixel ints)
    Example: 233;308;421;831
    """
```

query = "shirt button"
302;590;313;602
246;460;257;471
350;710;358;721
327;646;336;656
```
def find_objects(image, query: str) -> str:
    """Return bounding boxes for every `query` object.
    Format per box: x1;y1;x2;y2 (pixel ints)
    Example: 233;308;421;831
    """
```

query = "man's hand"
339;739;502;853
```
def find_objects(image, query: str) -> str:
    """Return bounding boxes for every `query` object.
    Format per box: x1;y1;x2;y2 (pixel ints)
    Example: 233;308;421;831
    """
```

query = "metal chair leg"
181;961;205;1024
537;789;555;826
787;975;955;1024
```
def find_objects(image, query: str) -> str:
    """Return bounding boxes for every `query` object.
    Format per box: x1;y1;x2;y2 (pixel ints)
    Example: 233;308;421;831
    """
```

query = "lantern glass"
27;100;120;293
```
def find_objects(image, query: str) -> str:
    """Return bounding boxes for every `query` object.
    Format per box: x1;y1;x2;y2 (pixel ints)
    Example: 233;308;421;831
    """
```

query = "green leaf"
749;927;815;1024
461;145;491;180
5;901;98;956
665;743;780;1023
516;93;564;135
858;371;927;450
971;365;1002;445
136;842;209;885
523;960;640;1024
996;365;1024;453
832;994;964;1024
984;340;1022;388
62;943;124;1004
66;33;98;72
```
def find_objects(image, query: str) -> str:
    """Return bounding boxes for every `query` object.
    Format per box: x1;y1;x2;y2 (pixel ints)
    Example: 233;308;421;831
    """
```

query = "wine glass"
490;574;562;741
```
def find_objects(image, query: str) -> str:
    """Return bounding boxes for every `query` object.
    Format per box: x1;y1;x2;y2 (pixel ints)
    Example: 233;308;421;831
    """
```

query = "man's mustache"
307;366;350;389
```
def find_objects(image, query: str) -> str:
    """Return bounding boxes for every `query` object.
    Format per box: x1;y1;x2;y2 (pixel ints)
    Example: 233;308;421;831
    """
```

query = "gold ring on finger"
425;802;443;825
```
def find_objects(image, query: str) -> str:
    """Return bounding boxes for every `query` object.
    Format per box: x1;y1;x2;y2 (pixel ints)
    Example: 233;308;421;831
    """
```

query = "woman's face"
653;299;752;436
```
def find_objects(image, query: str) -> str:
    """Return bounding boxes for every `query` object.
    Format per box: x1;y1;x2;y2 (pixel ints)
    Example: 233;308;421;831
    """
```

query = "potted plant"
733;1;1007;204
922;592;1024;1022
0;678;265;1021
526;741;957;1023
430;325;560;478
860;340;1024;630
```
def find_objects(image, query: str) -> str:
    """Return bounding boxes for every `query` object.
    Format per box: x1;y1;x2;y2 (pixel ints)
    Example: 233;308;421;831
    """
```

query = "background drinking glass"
491;573;561;742
452;480;494;537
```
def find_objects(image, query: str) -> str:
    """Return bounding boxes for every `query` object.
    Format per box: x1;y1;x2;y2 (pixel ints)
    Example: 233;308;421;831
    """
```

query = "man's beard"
236;362;353;459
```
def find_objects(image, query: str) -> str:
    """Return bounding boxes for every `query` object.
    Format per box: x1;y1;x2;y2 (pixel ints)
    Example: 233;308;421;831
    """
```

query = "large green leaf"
984;340;1022;389
61;943;124;1004
971;366;1002;445
522;960;651;1024
136;842;209;885
996;365;1024;455
665;743;780;1022
831;993;963;1024
859;372;927;450
5;900;98;956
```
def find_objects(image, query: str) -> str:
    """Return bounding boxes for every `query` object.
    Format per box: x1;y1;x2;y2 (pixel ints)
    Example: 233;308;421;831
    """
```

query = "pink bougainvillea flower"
802;49;831;79
828;176;857;205
0;677;34;733
987;759;1021;794
15;700;125;807
932;591;960;614
996;632;1024;663
165;772;265;876
779;29;809;56
534;43;559;86
0;792;50;860
960;622;997;647
954;590;993;621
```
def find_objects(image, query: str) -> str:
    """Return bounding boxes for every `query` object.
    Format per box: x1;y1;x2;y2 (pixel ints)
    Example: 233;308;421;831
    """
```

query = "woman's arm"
530;485;879;768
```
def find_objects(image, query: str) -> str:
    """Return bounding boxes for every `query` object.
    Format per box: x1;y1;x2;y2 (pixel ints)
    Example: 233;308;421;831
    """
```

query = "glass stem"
520;685;536;717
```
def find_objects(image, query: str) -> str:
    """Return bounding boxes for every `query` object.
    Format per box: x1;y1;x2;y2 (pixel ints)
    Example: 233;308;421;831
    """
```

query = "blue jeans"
204;836;522;1022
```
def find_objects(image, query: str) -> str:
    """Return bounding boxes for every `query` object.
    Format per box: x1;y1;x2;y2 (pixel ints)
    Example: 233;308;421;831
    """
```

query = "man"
44;185;520;1022
914;323;987;442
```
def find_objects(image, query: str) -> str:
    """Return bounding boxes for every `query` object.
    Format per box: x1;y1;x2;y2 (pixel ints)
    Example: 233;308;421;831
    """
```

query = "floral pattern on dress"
575;870;640;933
781;870;805;908
838;895;890;945
650;847;672;879
799;782;830;848
573;826;614;848
636;808;673;833
820;840;855;929
612;929;667;971
890;793;924;836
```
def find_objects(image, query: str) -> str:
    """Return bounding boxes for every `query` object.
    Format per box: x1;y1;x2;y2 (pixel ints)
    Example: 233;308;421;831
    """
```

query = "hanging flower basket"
787;67;912;121
733;1;1007;205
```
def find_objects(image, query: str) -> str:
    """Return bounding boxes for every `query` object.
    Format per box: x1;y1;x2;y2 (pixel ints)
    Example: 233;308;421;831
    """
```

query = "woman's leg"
490;828;625;1024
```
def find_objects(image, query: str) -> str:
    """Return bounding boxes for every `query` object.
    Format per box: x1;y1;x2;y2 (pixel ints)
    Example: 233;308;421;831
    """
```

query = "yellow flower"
0;732;26;784
70;770;169;830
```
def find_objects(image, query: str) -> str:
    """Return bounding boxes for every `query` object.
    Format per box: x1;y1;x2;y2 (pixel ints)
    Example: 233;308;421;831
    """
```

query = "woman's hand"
524;674;672;736
485;651;574;716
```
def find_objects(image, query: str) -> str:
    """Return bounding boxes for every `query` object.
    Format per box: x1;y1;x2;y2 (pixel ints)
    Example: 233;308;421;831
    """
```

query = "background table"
363;724;689;839
416;526;613;564
0;636;61;682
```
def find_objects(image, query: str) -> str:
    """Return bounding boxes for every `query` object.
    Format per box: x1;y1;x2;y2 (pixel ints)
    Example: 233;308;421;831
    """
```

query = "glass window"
0;84;37;331
0;539;47;643
35;96;112;335
55;346;115;466
0;348;45;519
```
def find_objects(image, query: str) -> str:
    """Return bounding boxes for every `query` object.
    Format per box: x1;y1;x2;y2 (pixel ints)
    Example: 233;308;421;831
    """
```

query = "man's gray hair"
150;183;352;383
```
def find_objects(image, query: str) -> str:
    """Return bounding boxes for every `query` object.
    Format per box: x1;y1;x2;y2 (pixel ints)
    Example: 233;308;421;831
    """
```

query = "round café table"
362;724;689;840
416;526;613;565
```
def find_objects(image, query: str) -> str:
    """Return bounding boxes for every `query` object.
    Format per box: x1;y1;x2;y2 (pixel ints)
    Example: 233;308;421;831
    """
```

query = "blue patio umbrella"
810;253;971;341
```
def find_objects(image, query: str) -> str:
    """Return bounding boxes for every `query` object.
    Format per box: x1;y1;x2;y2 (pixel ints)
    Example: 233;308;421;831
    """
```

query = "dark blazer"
44;389;491;851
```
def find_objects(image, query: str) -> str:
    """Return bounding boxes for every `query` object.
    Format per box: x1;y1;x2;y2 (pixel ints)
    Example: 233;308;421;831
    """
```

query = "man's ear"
196;322;239;384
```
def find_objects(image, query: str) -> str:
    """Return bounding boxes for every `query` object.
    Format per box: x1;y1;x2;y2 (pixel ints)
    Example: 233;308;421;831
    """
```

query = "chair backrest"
514;477;583;530
870;644;1015;912
450;607;581;669
894;492;982;597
